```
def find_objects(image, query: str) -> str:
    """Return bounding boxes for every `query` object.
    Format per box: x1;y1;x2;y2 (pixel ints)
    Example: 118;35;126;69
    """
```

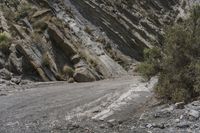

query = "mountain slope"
0;0;190;83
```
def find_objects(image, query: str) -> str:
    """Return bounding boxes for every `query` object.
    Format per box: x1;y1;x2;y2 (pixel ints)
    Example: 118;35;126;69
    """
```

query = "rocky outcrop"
0;0;127;82
47;22;76;57
74;67;96;82
0;0;195;83
66;0;181;60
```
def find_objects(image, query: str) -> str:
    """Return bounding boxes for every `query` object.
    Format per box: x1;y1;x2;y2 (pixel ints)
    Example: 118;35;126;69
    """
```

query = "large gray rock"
0;68;13;80
187;109;200;119
73;67;96;82
71;54;81;65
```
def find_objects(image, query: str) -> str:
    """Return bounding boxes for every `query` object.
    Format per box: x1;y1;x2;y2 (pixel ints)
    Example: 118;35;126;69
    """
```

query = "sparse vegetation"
16;2;32;20
62;65;74;77
0;32;11;52
136;47;161;80
137;5;200;102
42;52;51;67
136;62;157;79
1;6;16;21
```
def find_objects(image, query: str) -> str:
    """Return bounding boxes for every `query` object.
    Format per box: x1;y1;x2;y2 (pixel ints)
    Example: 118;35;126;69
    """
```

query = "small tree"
138;5;200;102
155;5;200;102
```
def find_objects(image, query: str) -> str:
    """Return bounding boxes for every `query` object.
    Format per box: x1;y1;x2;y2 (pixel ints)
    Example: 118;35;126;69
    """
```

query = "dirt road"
0;76;157;133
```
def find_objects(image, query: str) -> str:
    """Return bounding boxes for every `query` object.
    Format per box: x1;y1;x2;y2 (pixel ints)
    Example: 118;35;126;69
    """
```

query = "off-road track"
0;76;157;133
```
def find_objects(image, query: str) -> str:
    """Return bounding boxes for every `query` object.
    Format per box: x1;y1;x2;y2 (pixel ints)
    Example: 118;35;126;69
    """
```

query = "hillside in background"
0;0;192;84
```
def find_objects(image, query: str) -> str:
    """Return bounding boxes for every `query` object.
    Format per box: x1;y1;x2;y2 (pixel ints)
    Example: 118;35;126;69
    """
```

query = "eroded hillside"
0;0;191;84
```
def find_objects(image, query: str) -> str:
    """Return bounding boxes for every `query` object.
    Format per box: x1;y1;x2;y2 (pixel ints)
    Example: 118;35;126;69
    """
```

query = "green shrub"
154;72;192;102
62;65;74;77
154;5;200;102
0;32;11;51
137;5;200;103
136;62;156;80
136;47;161;79
143;47;161;61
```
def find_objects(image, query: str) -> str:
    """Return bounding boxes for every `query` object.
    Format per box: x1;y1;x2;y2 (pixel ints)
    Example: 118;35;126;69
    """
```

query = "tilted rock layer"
0;0;196;83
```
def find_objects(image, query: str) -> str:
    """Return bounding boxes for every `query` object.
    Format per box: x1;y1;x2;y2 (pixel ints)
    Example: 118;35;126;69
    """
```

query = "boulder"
71;54;81;65
73;67;96;82
68;77;75;83
11;77;21;84
0;68;13;80
187;109;199;118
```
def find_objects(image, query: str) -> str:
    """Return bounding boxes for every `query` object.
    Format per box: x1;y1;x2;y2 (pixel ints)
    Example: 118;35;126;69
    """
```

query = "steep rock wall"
0;0;195;83
66;0;181;60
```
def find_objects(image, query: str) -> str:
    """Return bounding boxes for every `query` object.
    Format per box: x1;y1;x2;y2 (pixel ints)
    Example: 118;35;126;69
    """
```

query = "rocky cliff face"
67;0;179;59
0;0;191;83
